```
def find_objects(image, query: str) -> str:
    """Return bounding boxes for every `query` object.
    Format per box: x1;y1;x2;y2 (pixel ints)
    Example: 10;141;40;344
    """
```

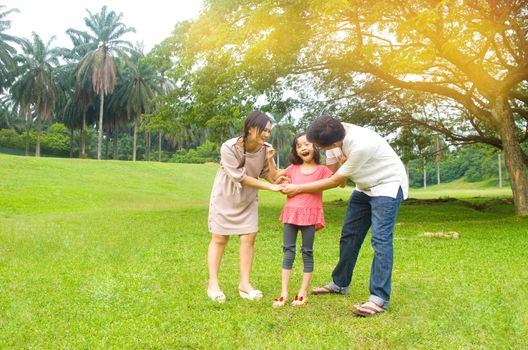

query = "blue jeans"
330;188;403;309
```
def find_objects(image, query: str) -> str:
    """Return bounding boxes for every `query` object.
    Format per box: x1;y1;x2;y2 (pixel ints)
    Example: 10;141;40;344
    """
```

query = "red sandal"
291;295;307;306
272;296;286;308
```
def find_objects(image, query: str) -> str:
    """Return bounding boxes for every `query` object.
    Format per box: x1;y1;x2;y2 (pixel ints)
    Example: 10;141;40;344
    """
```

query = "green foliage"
0;128;26;149
170;140;220;164
408;144;508;187
0;123;69;157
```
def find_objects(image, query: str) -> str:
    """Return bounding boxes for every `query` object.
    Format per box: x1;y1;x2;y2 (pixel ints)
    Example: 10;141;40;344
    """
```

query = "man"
281;115;408;316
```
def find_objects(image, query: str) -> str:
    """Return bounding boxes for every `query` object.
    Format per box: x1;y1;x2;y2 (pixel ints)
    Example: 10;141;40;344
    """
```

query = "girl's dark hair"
237;111;272;168
288;132;321;165
306;115;346;147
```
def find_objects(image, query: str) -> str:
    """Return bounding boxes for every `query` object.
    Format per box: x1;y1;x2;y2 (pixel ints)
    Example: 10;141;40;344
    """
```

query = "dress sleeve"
318;165;334;179
220;143;247;185
259;148;270;179
284;165;294;182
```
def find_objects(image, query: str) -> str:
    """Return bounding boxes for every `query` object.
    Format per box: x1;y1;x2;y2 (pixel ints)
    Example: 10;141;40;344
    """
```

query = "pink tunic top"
279;164;333;230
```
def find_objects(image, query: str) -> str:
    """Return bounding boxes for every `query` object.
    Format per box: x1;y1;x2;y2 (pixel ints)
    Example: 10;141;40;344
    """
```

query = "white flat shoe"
239;289;263;301
207;289;226;303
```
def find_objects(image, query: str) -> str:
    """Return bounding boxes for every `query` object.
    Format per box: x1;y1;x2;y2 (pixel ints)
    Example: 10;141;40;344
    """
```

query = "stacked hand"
280;184;300;197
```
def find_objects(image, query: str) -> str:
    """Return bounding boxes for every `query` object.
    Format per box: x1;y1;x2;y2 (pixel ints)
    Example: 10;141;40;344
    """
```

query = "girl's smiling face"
295;134;315;162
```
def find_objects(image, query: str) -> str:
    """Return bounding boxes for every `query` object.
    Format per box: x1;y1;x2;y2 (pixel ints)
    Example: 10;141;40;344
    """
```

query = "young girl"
271;132;333;307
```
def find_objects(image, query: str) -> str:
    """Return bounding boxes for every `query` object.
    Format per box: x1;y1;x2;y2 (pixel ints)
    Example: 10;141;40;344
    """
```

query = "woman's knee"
211;234;229;247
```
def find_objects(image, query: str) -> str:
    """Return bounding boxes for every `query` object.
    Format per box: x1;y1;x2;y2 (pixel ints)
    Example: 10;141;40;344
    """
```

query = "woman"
207;111;282;303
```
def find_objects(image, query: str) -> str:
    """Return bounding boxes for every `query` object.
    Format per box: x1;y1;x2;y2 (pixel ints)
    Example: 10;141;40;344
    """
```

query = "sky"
2;0;204;51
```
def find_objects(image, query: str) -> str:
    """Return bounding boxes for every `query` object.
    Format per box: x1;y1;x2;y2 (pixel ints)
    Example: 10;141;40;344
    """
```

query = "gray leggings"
282;223;315;273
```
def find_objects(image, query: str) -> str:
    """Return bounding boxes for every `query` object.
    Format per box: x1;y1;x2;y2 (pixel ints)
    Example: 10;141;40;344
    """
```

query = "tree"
112;50;159;161
10;33;60;157
181;0;528;215
0;5;22;93
68;5;135;160
58;30;99;158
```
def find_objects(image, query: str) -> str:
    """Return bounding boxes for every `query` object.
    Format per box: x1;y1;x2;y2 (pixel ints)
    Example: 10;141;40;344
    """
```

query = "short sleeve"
259;150;270;179
325;148;339;165
318;165;334;179
220;143;247;184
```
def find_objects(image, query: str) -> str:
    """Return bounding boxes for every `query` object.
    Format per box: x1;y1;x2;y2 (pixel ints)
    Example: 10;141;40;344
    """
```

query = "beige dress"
208;137;270;235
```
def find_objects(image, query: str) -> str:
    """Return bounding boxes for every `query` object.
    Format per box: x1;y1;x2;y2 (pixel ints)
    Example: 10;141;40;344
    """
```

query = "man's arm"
281;172;347;196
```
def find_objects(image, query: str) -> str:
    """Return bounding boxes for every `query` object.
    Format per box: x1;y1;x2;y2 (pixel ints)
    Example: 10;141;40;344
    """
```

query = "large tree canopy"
176;0;528;215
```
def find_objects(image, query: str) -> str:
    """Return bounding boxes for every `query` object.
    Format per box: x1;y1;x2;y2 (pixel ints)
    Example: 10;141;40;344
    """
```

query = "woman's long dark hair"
288;132;321;165
237;111;272;168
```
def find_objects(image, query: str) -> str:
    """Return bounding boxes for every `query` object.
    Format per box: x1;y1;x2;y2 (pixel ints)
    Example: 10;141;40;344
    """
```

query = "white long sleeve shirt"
325;123;408;199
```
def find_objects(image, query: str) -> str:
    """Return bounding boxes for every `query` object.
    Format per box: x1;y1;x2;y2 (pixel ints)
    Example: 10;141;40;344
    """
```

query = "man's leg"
367;187;403;309
329;190;372;292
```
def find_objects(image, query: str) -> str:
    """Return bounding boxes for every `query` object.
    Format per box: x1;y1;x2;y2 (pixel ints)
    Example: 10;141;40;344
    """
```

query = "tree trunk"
133;116;138;162
80;109;87;158
113;126;118;160
25;109;31;156
158;132;162;162
97;93;105;160
435;137;441;185
70;128;74;158
493;98;528;216
423;158;427;189
498;153;503;188
35;118;41;157
146;130;151;161
105;128;110;160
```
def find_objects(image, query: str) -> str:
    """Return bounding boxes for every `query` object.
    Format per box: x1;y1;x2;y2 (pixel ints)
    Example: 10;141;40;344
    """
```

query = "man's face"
320;142;341;151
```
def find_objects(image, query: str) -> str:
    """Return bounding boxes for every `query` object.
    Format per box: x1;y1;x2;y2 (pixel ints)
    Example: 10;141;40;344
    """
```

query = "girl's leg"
298;225;315;297
239;232;257;292
281;224;298;298
208;234;229;291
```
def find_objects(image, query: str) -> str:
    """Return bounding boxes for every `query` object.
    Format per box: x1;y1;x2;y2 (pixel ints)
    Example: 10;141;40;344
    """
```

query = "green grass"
1;153;527;349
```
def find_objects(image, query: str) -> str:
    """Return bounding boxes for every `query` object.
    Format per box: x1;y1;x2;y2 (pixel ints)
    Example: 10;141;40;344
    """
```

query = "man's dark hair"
306;115;346;147
288;132;321;165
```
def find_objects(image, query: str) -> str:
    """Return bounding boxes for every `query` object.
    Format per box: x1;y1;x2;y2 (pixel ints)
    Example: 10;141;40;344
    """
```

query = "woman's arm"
241;175;283;191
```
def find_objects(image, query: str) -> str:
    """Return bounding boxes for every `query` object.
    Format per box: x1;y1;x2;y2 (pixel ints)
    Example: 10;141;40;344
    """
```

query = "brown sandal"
353;302;385;317
312;284;346;295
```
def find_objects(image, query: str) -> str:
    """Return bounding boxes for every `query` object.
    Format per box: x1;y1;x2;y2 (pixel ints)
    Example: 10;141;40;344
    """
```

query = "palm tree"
0;5;22;93
269;114;295;168
68;6;135;160
10;33;60;157
113;50;159;161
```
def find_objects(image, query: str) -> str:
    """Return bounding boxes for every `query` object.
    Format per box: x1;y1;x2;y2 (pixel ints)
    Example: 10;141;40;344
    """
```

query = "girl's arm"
264;146;287;183
241;175;283;191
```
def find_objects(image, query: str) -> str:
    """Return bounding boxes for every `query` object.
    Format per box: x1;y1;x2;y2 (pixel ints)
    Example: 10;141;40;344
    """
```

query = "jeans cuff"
368;295;389;309
328;281;350;295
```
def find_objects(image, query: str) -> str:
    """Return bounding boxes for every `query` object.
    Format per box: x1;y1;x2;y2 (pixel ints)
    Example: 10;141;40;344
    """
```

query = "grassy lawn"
1;153;527;349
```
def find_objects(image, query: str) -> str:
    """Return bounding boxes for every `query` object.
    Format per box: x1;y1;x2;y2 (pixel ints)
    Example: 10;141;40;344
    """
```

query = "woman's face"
248;121;272;146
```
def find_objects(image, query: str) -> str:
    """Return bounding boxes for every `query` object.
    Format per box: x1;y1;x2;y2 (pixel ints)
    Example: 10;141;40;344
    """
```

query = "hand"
268;184;284;192
266;146;276;160
281;184;301;197
337;154;347;164
274;175;289;184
